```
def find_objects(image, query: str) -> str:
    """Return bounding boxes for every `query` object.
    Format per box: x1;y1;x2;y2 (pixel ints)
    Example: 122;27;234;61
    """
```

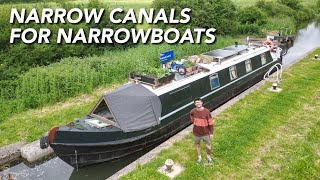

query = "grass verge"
121;48;320;179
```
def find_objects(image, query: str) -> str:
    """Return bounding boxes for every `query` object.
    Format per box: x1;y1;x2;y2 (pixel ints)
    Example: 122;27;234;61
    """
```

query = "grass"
121;48;320;179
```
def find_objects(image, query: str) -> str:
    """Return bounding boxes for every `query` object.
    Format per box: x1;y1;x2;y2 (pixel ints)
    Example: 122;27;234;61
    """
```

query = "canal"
1;22;319;180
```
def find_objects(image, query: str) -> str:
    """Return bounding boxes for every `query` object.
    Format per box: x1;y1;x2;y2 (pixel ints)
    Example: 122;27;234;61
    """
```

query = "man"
190;97;214;165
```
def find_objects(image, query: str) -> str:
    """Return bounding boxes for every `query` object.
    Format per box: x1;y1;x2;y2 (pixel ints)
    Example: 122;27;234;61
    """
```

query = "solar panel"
223;45;248;52
202;45;249;59
202;49;238;59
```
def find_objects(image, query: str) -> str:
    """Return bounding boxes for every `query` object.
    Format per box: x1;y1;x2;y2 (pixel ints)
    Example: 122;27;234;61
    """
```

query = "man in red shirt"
190;97;214;165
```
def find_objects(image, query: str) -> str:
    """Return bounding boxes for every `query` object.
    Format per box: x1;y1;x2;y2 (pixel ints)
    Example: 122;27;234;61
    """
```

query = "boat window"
245;59;252;72
261;53;267;65
209;73;220;90
92;99;115;122
229;65;238;80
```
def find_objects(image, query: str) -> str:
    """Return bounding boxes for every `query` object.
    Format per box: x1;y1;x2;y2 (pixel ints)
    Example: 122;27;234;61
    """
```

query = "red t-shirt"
190;108;214;136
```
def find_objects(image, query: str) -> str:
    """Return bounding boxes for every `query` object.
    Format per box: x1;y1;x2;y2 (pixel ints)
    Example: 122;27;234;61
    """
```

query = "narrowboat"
40;43;283;167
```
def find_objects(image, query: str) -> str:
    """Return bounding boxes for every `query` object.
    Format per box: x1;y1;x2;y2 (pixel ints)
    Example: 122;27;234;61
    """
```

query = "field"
122;48;320;179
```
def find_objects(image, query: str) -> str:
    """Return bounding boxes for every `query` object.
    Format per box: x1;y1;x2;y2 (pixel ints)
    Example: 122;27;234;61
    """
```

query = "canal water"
283;22;320;68
1;22;320;180
0;145;155;180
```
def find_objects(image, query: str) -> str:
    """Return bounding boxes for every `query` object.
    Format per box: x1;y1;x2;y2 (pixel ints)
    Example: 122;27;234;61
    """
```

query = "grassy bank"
121;48;320;179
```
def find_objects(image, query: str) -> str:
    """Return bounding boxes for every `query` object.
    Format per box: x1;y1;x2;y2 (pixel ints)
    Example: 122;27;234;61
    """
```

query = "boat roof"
203;45;249;59
142;45;271;96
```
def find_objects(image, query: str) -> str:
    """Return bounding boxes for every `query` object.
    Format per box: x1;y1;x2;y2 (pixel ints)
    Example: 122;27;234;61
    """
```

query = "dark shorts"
194;135;211;145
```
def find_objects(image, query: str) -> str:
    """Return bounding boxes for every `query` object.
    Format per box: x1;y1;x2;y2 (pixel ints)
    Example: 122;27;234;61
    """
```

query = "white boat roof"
141;45;271;96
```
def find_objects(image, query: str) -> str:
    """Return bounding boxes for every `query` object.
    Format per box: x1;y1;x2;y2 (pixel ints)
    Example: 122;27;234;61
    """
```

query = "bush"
294;6;317;23
264;16;295;34
234;23;261;35
257;0;317;28
237;7;268;25
277;0;301;10
256;0;294;18
152;0;236;35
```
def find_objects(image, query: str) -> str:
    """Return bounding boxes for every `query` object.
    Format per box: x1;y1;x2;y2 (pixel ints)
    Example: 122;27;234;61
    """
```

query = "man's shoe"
208;159;213;165
196;159;201;165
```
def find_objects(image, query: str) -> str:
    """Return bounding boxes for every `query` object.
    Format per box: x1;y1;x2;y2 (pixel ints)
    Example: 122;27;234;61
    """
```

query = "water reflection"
283;22;320;68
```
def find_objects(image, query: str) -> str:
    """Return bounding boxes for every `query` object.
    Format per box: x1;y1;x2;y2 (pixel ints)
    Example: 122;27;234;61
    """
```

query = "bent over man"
190;97;214;165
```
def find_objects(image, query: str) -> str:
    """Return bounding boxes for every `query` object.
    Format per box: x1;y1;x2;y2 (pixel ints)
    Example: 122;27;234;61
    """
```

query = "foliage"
183;60;196;68
152;0;236;35
257;0;317;26
234;22;261;35
235;6;267;35
256;1;295;19
293;6;317;24
277;0;301;10
237;7;268;25
263;17;295;34
135;67;171;78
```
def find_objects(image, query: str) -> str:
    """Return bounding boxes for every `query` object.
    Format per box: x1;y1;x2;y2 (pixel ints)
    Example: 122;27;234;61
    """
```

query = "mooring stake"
272;83;278;90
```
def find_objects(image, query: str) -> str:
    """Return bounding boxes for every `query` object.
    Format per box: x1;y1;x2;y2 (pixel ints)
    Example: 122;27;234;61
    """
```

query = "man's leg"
194;135;202;163
196;143;201;158
204;136;213;163
205;144;212;158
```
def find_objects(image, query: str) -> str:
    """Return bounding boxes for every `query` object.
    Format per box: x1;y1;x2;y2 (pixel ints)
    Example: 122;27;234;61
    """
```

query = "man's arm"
190;109;194;123
207;110;214;135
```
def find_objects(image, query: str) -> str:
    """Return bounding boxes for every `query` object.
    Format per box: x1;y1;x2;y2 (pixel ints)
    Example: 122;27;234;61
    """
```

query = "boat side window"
92;99;115;122
229;65;238;80
261;53;267;65
245;59;252;72
209;73;220;90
